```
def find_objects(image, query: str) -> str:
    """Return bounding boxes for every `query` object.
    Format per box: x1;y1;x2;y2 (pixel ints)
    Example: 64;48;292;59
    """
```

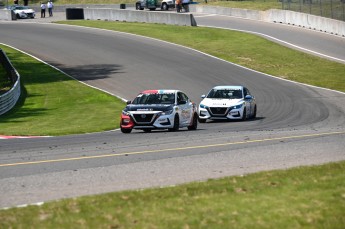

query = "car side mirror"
201;95;206;99
126;100;131;104
244;95;252;100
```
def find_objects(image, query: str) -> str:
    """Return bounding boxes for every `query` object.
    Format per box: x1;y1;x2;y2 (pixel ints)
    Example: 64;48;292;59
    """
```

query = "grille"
209;107;228;116
132;113;155;124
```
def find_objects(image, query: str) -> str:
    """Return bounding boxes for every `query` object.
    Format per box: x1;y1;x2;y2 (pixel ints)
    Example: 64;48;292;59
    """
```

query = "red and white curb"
0;135;50;140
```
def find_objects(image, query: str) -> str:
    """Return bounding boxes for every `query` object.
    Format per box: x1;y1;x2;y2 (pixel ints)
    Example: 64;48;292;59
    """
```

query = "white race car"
8;5;35;19
198;85;257;123
120;89;198;133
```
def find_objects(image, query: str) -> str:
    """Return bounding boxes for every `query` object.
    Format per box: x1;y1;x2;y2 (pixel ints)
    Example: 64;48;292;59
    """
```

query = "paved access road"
0;13;345;208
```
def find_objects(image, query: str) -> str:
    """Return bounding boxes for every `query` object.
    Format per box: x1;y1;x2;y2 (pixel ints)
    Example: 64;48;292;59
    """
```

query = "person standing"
40;2;46;18
175;0;181;13
47;0;54;17
182;0;189;12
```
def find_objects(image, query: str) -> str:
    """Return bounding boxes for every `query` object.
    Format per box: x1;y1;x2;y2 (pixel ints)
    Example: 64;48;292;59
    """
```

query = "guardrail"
0;48;21;116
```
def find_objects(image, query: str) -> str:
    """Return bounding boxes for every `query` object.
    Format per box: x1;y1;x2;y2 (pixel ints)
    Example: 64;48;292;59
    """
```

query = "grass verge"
57;21;345;93
0;45;124;136
0;63;11;95
1;160;344;228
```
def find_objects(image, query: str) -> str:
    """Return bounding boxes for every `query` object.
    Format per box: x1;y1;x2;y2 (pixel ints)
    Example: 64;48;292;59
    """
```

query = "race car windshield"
132;93;175;105
207;89;243;99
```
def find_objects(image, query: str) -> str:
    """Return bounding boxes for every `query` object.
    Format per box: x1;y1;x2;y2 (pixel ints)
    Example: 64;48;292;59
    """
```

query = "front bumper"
198;106;243;120
120;112;175;130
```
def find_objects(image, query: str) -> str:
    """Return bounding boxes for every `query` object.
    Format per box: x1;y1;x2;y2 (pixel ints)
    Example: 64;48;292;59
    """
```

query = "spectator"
175;0;182;13
40;2;46;18
182;0;189;12
47;0;53;17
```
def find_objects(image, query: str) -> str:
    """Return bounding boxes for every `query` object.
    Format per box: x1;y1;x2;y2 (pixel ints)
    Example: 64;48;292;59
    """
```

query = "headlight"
231;103;244;109
199;104;208;109
160;109;173;116
122;110;130;116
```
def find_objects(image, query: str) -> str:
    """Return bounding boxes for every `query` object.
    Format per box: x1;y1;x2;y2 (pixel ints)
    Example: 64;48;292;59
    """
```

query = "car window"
132;93;175;105
207;89;243;99
243;88;248;96
177;92;189;104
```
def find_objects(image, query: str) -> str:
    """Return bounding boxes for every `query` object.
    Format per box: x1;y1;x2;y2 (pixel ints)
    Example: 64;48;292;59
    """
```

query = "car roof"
141;89;179;94
212;86;243;90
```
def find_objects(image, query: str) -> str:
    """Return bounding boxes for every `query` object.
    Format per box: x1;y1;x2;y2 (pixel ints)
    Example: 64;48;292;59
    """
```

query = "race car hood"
124;104;174;112
200;98;243;107
14;9;35;13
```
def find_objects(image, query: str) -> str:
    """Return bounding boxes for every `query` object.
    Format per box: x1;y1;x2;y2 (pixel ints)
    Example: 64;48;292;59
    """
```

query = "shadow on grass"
0;85;49;123
51;63;125;81
7;53;125;84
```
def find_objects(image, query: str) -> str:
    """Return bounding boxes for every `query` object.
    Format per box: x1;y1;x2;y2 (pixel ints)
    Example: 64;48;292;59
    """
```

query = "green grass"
1;160;344;228
0;63;11;95
58;21;345;93
0;45;124;136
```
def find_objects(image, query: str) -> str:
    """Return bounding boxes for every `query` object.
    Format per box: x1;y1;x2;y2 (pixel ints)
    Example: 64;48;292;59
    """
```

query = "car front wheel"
198;117;206;123
168;114;179;132
242;109;247;121
188;113;198;130
121;128;132;133
252;105;257;119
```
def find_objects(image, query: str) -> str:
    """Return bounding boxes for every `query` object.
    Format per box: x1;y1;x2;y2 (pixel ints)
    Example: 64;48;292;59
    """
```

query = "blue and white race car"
120;89;198;133
198;85;257;123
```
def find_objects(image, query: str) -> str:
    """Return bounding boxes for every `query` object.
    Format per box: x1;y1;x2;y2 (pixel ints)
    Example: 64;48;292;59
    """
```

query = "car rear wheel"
188;113;198;130
168;114;179;132
121;128;132;133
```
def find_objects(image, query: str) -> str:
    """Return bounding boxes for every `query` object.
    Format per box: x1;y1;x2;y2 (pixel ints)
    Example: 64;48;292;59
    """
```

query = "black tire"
121;128;132;134
242;109;247;121
161;3;168;10
198;117;206;123
188;113;198;130
168;115;179;132
252;105;257;119
135;3;141;10
143;129;152;133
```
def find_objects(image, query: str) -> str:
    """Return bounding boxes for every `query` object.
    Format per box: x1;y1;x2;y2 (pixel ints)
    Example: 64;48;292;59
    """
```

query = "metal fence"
282;0;345;21
0;48;21;116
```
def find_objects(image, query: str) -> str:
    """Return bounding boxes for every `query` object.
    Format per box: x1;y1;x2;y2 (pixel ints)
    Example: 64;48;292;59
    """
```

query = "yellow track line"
1;131;344;168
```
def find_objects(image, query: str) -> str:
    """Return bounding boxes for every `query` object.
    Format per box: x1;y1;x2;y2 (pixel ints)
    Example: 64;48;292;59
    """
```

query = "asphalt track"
0;12;345;208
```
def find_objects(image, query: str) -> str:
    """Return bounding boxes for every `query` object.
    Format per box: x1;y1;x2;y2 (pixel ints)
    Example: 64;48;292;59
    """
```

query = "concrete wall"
189;5;345;37
30;4;135;13
84;8;197;26
266;9;345;36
